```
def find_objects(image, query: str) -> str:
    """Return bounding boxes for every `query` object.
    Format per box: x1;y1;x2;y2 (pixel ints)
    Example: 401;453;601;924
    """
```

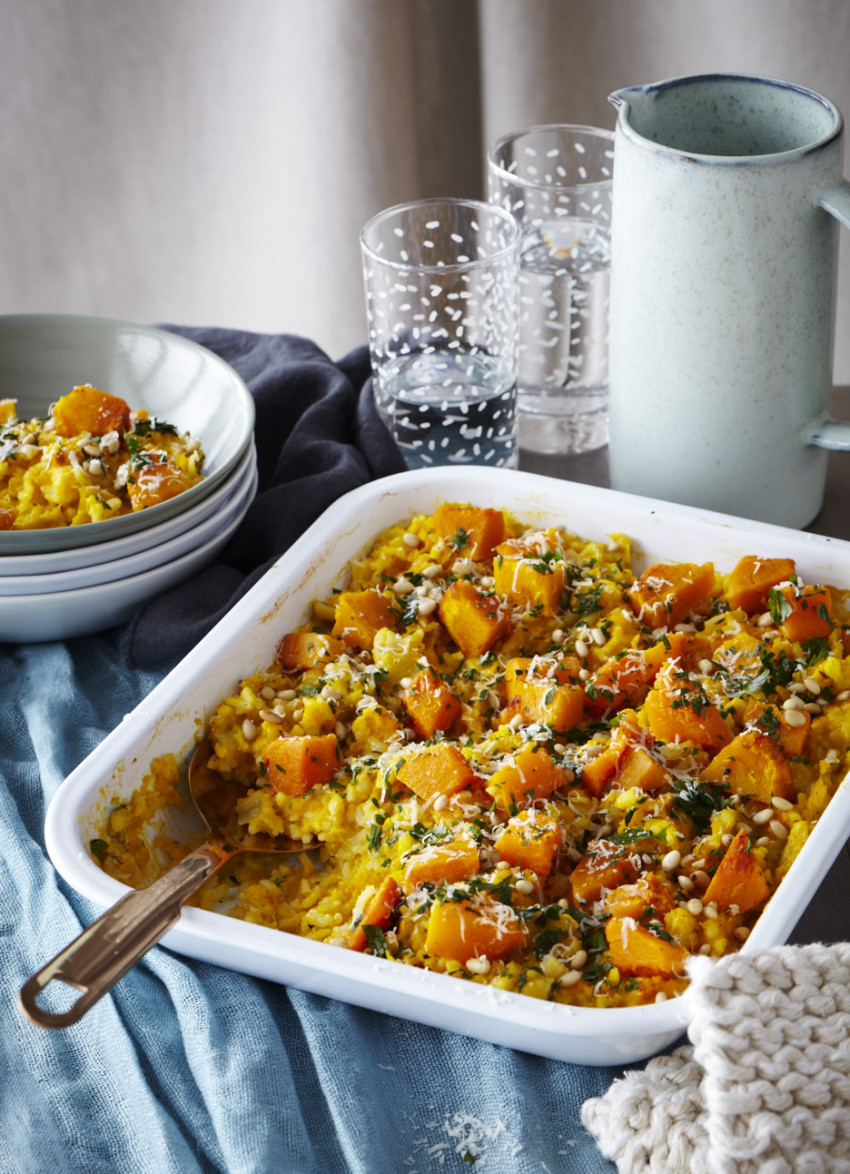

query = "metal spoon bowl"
18;740;302;1029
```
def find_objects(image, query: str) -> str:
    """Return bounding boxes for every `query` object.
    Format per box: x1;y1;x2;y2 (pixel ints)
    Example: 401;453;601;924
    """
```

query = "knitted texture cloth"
581;943;850;1174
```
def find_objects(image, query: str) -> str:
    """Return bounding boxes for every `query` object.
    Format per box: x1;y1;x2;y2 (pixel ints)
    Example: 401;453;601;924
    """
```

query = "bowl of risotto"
42;466;850;1064
0;314;254;554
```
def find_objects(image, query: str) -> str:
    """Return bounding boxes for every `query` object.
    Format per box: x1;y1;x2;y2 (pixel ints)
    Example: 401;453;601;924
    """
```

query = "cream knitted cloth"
581;943;850;1174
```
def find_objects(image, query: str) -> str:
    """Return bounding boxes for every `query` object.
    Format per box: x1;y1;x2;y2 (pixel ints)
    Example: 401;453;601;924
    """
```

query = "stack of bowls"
0;315;257;642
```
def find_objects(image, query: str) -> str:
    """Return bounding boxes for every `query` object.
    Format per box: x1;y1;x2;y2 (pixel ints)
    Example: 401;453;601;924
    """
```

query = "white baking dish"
43;467;850;1066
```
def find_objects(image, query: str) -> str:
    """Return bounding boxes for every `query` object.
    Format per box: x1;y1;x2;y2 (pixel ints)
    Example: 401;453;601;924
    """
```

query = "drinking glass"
488;125;614;455
360;197;521;470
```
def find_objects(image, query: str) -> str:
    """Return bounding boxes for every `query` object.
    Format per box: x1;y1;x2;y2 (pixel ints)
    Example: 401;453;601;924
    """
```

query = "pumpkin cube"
493;808;562;876
504;658;584;732
397;742;478;803
699;728;794;804
742;699;811;758
776;583;833;643
726;555;797;614
570;838;644;906
493;537;566;615
627;562;715;628
127;455;196;511
642;662;731;751
486;743;564;812
331;589;396;649
403;668;462;738
702;828;770;913
404;837;480;886
432;505;507;562
615;743;670;793
585;632;690;718
579;741;623;800
438;579;511;659
276;631;345;670
348;876;403;951
425;897;525;963
605;916;689;977
53;385;131;437
261;733;341;796
604;872;676;920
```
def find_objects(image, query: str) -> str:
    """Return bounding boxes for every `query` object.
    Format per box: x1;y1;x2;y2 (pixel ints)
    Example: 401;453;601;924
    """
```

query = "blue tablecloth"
2;330;624;1174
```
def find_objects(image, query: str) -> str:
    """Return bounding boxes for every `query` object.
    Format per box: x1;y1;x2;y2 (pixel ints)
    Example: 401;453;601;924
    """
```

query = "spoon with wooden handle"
18;740;302;1028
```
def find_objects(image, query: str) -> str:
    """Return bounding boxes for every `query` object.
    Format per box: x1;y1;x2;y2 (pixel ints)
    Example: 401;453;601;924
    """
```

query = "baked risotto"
0;384;204;529
94;504;850;1008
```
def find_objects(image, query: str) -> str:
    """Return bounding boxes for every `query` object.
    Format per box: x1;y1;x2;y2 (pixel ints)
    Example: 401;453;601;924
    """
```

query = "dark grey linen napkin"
122;327;405;668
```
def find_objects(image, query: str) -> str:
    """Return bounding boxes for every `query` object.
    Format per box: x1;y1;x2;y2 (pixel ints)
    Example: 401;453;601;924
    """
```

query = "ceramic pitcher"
607;73;850;528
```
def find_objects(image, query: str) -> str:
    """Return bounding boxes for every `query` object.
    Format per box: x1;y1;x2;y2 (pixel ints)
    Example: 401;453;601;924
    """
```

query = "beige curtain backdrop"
5;0;850;377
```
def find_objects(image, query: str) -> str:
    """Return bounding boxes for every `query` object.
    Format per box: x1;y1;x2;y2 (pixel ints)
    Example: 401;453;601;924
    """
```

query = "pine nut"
769;820;788;840
783;708;807;727
259;708;285;725
803;677;821;694
570;949;588;970
402;532;419;547
559;969;582;987
771;796;793;811
686;898;704;916
661;849;681;872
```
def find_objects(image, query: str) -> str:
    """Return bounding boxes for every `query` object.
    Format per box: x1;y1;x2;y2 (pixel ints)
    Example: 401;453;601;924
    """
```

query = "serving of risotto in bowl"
0;314;253;553
43;467;850;1065
0;315;256;640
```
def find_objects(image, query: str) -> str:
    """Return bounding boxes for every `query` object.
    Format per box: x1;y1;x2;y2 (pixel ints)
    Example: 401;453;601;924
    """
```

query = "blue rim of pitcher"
609;72;843;162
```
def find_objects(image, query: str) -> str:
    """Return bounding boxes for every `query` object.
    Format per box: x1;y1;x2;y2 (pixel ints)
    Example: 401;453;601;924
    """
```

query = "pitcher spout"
608;84;657;124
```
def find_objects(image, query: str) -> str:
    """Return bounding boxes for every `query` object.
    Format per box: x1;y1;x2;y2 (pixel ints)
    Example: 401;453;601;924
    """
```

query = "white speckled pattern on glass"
360;199;520;470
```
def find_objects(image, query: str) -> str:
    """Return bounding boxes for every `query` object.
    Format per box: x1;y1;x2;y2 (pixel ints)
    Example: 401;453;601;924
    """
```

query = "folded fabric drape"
3;328;620;1174
122;327;407;668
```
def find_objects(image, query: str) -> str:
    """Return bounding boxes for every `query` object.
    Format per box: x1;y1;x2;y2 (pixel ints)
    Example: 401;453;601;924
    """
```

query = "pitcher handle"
805;178;850;450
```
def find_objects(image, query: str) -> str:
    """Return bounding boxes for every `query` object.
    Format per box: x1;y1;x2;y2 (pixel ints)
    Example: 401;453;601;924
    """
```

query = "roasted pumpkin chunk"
699;728;794;804
53;385;131;438
425;897;525;963
261;733;341;796
438;579;510;659
726;555;797;614
702;828;770;913
348;876;403;951
431;505;507;562
486;743;565;813
397;742;478;803
403;667;462;739
627;562;715;628
331;589;396;649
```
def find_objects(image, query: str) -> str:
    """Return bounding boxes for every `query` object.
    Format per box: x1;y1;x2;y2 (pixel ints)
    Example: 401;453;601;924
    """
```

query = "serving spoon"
18;740;303;1029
